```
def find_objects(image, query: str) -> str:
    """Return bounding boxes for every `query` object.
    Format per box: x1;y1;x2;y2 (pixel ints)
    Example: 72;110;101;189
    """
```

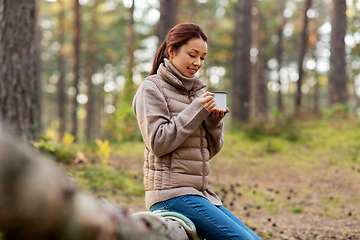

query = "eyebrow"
191;49;207;55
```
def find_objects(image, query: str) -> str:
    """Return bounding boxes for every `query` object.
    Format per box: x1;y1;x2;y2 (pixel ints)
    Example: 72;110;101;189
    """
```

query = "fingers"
199;93;230;117
199;92;215;112
210;108;230;119
210;109;221;118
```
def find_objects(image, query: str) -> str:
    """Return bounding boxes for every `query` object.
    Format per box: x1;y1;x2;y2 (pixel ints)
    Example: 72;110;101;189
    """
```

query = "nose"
193;57;201;66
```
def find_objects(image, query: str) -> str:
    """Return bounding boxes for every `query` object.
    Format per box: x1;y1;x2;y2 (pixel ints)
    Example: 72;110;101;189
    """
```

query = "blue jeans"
150;195;261;240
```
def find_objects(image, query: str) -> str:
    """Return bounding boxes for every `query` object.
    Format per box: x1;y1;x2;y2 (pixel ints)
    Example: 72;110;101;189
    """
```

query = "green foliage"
61;132;75;150
322;103;349;119
95;139;111;167
70;165;144;197
32;132;75;164
242;112;301;143
291;206;303;213
265;139;281;154
107;102;142;142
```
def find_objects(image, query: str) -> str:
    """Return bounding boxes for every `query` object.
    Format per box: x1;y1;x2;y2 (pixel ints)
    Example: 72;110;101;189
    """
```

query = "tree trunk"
35;0;42;137
328;0;347;105
276;0;286;113
232;0;252;123
0;0;40;140
0;131;190;240
85;0;98;142
252;0;268;122
58;0;67;140
309;18;320;114
123;0;135;102
295;0;312;115
71;0;81;139
157;0;178;44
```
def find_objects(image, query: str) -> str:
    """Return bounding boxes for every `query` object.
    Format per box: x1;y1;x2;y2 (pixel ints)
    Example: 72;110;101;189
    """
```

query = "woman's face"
168;38;207;78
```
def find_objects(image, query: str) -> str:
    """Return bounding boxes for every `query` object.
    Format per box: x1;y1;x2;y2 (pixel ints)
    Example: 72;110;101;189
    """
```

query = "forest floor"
63;117;360;240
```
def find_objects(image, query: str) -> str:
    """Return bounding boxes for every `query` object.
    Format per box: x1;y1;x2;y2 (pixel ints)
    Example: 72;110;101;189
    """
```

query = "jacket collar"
157;59;206;93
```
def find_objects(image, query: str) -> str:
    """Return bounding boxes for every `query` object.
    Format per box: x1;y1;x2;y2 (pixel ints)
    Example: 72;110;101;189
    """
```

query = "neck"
164;58;195;91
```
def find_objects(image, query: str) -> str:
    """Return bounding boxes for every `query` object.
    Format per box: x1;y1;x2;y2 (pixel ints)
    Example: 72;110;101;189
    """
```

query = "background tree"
295;0;312;115
252;0;268;122
328;0;347;106
276;0;286;113
34;0;360;141
71;0;81;139
57;0;67;140
157;0;178;45
0;0;40;140
85;0;99;141
124;0;135;101
232;0;252;123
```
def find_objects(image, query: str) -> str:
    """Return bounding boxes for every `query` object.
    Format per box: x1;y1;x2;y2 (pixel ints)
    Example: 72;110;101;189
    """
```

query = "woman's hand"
210;107;230;118
198;92;215;112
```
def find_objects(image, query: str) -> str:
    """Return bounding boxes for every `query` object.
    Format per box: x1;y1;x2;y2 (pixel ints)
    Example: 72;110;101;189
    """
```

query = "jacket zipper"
200;123;206;190
189;90;206;191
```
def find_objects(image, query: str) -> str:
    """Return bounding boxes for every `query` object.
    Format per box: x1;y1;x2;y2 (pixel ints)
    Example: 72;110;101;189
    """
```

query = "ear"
168;46;175;59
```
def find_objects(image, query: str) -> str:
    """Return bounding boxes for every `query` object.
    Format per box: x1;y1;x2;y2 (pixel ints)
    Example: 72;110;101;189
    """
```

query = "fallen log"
0;133;190;240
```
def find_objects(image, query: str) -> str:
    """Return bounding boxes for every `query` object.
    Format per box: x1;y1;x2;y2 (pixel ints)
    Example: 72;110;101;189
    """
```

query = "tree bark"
295;0;312;115
309;19;320;114
0;129;190;240
328;0;347;105
123;0;135;102
71;0;81;139
58;0;67;140
252;0;268;122
232;0;252;123
157;0;178;44
0;0;40;140
85;0;98;141
276;0;286;113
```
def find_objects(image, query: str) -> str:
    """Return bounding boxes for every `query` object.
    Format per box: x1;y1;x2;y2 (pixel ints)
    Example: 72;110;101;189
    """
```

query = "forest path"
107;135;360;239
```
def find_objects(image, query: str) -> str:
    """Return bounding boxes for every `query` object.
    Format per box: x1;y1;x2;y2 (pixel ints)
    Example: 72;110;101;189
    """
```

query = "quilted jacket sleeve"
203;117;224;159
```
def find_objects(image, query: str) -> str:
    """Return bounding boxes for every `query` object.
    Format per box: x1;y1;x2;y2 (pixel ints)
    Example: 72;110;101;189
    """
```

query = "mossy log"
0;134;189;240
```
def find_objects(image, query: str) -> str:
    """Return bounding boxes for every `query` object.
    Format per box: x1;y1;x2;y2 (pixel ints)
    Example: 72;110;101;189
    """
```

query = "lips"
188;68;198;75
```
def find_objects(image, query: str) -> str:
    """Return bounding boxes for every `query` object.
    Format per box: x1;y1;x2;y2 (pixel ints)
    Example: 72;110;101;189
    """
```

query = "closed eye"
189;54;195;58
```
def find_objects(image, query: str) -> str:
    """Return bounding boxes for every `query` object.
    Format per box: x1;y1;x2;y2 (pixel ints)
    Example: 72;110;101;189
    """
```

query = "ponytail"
148;23;207;76
149;41;168;76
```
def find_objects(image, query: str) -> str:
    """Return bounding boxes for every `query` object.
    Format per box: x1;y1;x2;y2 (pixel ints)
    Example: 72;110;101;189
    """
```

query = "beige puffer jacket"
133;59;224;209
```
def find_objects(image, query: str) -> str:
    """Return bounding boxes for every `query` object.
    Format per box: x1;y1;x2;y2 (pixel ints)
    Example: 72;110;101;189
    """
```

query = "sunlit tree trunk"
123;0;135;102
71;0;81;139
57;0;67;140
35;0;42;136
252;0;268;122
295;0;312;115
309;19;319;114
232;0;252;123
0;0;40;140
157;0;178;44
328;0;347;105
85;0;98;142
276;0;286;113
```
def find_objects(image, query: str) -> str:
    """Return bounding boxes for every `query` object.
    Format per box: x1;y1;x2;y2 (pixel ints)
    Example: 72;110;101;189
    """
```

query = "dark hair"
149;23;208;76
